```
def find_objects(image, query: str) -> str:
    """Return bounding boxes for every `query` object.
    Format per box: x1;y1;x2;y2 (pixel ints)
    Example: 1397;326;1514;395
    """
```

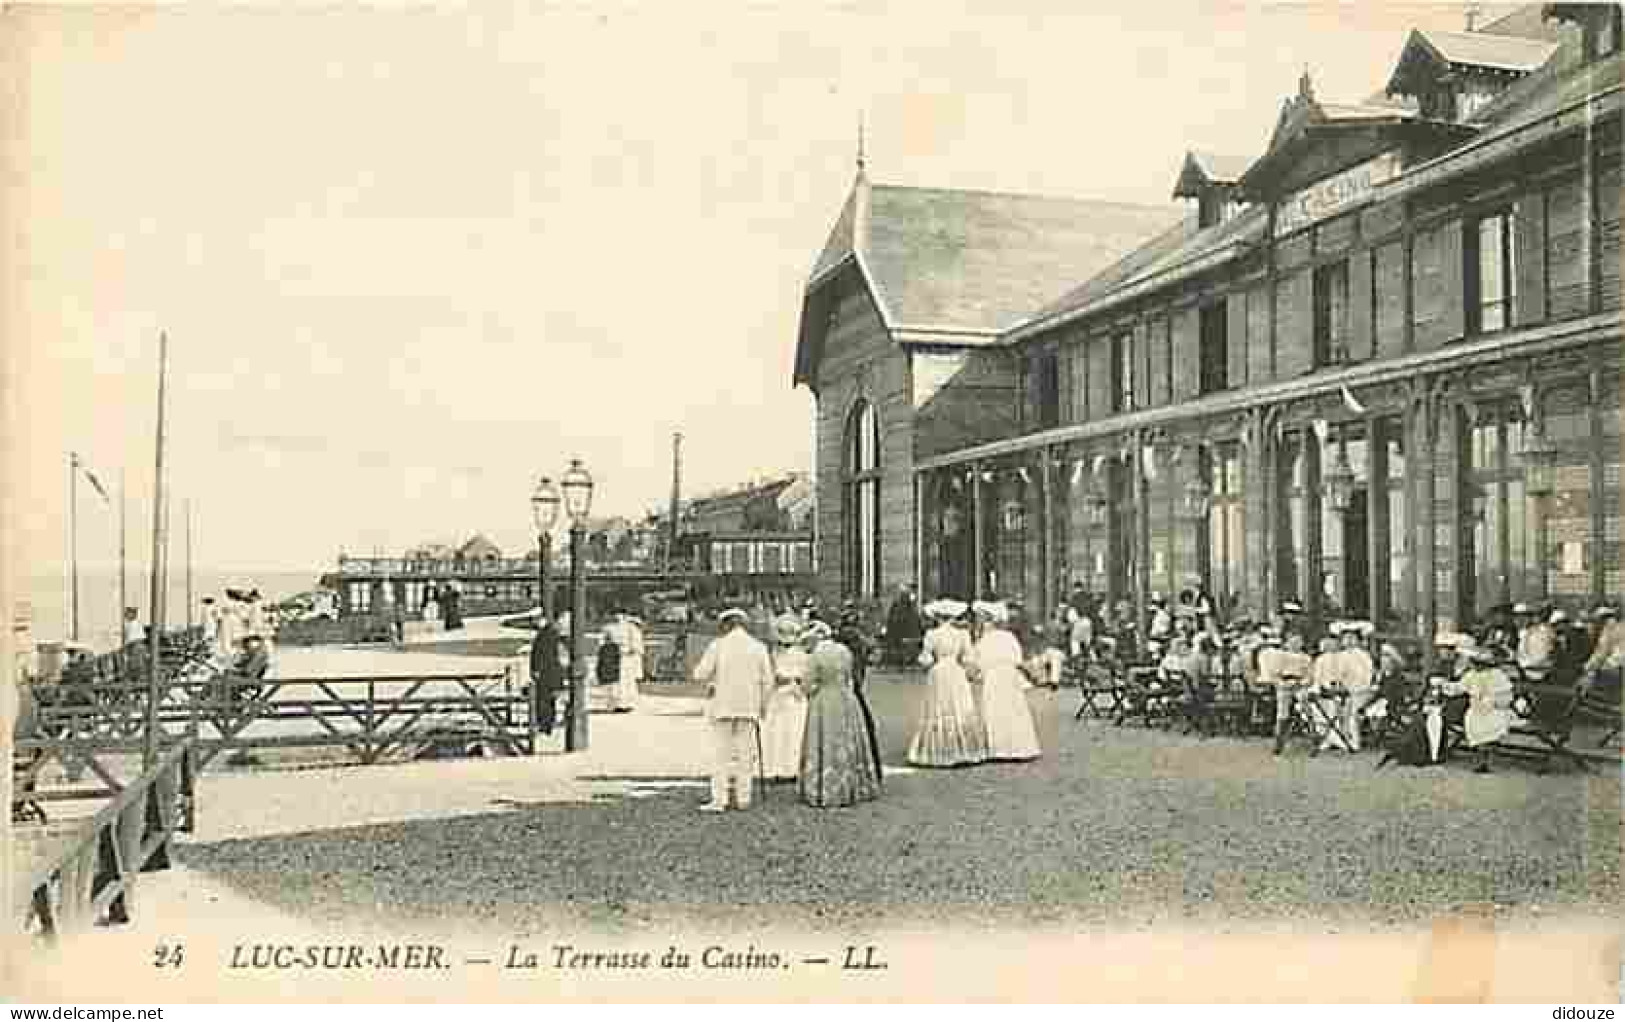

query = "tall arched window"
845;400;881;597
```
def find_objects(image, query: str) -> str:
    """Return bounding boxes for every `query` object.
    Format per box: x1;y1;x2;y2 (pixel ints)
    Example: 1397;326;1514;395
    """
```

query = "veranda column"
1040;446;1055;621
1133;429;1150;656
971;463;985;601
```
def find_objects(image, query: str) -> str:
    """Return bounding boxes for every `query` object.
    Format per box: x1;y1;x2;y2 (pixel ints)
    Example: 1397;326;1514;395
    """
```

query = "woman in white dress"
762;613;810;780
908;599;988;767
968;601;1042;762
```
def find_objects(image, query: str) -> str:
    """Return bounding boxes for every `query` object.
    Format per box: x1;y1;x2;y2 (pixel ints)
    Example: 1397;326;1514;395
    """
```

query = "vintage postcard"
2;1;1621;1003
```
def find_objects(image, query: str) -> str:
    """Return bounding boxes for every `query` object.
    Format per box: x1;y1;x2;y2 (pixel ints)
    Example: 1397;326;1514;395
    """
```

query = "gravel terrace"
177;670;1622;936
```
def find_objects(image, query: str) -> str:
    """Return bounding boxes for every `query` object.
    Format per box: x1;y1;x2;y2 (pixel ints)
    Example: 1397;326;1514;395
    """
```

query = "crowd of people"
683;594;1045;814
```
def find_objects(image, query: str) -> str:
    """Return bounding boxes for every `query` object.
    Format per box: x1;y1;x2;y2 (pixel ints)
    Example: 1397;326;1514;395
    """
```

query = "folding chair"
1300;687;1356;754
1073;659;1122;721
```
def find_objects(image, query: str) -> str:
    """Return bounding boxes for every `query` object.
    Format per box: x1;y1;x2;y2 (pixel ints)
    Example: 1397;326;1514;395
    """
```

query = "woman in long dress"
968;602;1041;762
908;600;988;767
762;613;810;781
799;620;882;808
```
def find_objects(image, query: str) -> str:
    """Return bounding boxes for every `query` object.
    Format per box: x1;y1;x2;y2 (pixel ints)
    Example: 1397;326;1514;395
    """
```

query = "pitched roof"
1419;28;1560;71
1172;150;1251;198
1012;206;1263;342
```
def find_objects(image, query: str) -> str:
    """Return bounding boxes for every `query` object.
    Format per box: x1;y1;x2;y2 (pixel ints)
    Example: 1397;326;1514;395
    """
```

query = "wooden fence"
20;666;535;780
16;739;195;942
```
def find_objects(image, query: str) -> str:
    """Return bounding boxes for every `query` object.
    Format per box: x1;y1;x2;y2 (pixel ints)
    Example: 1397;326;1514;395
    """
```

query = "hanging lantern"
1002;498;1026;533
1523;426;1559;499
1179;476;1211;522
1324;440;1356;515
1085;487;1109;527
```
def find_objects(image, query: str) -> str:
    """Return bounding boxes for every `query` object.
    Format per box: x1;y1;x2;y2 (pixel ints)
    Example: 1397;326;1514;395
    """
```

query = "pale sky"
3;2;1516;576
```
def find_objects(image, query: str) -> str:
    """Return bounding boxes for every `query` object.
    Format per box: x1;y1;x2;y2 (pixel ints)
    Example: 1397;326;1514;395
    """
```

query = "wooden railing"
19;666;535;779
16;739;195;942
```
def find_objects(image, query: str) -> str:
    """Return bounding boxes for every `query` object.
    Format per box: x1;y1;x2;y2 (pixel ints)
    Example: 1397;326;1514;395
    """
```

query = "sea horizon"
19;566;328;649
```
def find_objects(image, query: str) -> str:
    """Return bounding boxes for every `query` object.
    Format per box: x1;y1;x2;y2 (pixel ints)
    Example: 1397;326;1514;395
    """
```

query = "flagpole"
184;499;193;630
143;332;169;770
69;452;79;642
119;468;127;640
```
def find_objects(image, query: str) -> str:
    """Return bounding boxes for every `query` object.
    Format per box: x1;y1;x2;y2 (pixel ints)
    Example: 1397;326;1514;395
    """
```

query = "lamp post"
531;476;561;619
560;458;595;752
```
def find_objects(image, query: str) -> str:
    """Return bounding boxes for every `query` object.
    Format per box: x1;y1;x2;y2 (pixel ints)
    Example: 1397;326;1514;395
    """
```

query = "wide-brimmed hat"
718;608;748;625
925;598;967;620
801;620;832;643
1342;620;1375;637
1512;602;1536;615
1592;605;1618;621
1434;631;1472;650
1280;599;1304;614
1549;609;1570;625
773;613;803;644
972;600;1008;624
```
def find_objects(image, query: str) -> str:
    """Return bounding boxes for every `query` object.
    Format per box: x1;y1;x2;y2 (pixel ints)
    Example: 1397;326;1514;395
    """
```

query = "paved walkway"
8;641;1621;1002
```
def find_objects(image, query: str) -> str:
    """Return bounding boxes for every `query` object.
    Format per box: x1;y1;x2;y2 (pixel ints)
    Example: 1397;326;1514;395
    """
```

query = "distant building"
649;472;817;599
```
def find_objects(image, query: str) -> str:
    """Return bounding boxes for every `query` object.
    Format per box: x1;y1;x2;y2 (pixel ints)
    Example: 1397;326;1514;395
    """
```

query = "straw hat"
773;613;803;644
801;620;832;643
1592;605;1618;621
1434;631;1472;649
925;598;968;620
718;608;748;626
1549;608;1570;625
972;600;1008;624
1512;602;1536;616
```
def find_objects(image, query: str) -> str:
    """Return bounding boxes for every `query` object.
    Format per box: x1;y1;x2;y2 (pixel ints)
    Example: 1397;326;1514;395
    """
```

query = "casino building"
793;4;1622;643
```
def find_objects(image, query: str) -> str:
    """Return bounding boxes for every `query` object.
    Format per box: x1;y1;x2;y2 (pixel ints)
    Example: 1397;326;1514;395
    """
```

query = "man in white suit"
692;608;773;813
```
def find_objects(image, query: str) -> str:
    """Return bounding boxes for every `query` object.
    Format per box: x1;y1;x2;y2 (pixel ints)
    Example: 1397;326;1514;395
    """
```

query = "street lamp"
560;459;594;752
1324;439;1356;515
1179;475;1211;522
531;475;561;617
1523;427;1558;499
1523;424;1558;599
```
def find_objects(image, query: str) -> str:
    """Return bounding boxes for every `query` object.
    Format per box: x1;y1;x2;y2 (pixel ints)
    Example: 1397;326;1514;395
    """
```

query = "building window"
1033;352;1060;430
1381;417;1409;623
1467;209;1517;334
1202;444;1244;612
1198;301;1228;395
845;400;882;598
1111;333;1133;413
1313;260;1350;367
1277;431;1311;605
1459;402;1533;625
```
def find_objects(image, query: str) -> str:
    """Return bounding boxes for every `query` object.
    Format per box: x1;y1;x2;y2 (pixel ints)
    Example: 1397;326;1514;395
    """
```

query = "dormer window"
1384;29;1557;123
1173;151;1250;230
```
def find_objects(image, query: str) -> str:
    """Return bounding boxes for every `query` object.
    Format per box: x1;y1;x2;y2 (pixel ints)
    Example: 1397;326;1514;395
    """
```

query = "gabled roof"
1241;71;1434;199
1420;28;1558;72
793;175;1181;386
1171;150;1251;198
1385;28;1559;98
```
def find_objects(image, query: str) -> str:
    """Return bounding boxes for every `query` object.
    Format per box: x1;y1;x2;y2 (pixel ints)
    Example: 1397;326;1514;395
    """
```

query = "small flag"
1312;418;1330;443
1341;385;1367;415
73;453;111;505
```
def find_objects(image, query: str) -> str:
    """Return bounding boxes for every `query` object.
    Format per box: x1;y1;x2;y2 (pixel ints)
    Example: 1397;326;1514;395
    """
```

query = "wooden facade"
800;7;1622;644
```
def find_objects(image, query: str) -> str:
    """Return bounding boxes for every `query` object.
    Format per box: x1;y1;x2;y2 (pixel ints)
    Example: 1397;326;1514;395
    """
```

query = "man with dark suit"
529;615;565;735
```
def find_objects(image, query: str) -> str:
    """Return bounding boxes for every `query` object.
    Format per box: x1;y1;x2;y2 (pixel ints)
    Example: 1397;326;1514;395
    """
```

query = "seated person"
1441;641;1516;773
1259;630;1313;755
217;634;271;708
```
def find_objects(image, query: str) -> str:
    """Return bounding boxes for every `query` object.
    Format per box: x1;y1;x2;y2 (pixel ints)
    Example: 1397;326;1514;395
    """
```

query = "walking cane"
750;716;766;789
